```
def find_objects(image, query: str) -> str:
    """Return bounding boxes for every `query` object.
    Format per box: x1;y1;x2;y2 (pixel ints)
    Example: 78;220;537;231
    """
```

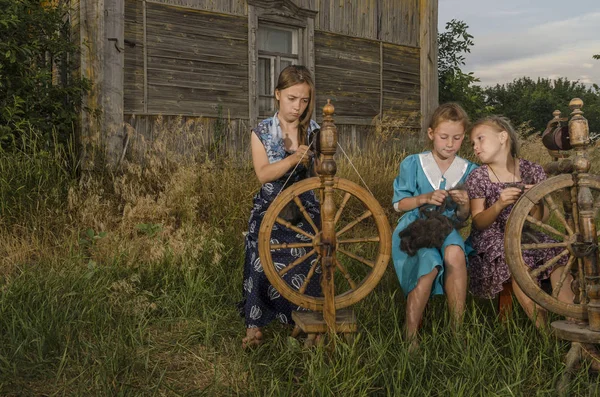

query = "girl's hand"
448;189;469;206
424;189;448;206
497;187;523;208
293;145;313;163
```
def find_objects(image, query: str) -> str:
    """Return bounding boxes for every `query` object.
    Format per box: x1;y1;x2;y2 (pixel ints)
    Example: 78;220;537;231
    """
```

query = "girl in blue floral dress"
241;65;321;348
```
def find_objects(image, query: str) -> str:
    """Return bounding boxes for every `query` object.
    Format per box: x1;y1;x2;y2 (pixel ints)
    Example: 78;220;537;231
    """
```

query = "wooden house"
71;0;438;166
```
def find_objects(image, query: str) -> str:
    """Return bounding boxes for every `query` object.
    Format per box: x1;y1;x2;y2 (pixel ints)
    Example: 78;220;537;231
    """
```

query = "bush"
0;0;88;149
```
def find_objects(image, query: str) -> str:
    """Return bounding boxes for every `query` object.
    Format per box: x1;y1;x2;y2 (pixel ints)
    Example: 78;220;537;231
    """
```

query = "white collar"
419;152;469;190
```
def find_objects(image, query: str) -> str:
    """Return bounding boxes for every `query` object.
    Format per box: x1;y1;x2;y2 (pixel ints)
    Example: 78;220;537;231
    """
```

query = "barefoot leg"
242;327;263;349
405;268;438;341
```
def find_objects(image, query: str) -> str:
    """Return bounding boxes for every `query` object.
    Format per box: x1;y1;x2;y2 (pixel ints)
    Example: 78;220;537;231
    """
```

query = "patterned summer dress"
392;152;478;296
466;158;566;299
242;114;322;328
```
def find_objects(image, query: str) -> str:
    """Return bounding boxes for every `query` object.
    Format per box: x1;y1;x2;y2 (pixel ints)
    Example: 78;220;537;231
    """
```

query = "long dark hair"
275;65;315;146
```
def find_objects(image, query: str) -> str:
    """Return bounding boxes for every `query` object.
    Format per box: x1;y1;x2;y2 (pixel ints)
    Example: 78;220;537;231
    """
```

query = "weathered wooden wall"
124;0;145;112
314;0;419;47
382;43;420;123
115;0;433;157
143;0;247;15
314;31;380;125
314;31;420;128
419;0;438;134
147;3;248;116
143;0;420;47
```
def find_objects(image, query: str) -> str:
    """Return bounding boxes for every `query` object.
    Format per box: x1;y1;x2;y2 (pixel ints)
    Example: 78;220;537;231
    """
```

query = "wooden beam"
104;0;126;168
248;5;258;127
79;0;104;170
419;0;438;138
143;0;148;114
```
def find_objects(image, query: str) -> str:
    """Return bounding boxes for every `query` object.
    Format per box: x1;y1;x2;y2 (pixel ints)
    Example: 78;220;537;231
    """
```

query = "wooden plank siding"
124;0;145;113
382;42;420;128
314;31;380;125
314;0;419;47
142;2;249;117
144;0;247;16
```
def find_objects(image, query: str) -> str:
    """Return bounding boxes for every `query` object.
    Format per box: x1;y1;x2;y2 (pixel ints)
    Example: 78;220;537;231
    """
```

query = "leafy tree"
484;77;600;135
438;20;487;118
0;0;88;149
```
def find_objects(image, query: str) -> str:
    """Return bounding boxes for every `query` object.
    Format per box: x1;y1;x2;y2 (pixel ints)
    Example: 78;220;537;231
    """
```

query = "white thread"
336;142;374;197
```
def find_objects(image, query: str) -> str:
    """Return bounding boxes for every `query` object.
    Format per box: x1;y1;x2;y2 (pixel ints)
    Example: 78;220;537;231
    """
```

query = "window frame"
257;24;300;117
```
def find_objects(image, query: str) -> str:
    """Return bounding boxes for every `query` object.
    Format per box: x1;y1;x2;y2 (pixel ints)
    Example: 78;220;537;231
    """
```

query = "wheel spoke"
271;242;313;249
529;249;569;278
338;236;380;244
525;215;567;240
336;210;373;237
334;192;352;225
337;247;374;268
544;195;574;235
279;248;316;276
552;255;576;299
334;256;357;290
275;217;315;240
522;241;569;250
293;196;319;233
298;255;320;294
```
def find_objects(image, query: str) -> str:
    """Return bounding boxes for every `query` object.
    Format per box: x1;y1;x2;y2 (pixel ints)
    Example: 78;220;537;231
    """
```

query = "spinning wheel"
258;100;391;338
505;172;600;320
505;99;600;394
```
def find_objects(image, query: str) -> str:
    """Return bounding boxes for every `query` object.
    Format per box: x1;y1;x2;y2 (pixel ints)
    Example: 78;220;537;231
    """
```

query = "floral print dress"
466;158;567;299
242;114;322;328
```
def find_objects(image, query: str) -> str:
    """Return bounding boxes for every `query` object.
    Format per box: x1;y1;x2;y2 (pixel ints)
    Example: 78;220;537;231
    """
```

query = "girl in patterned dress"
467;116;574;327
392;103;478;348
241;65;321;348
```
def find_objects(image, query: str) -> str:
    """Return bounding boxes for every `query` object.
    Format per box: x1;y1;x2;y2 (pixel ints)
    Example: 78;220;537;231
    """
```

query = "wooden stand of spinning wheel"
258;100;391;345
505;99;600;394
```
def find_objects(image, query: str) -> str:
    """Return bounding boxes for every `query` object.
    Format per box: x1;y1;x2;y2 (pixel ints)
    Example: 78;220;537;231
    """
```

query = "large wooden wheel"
258;176;391;312
505;173;600;319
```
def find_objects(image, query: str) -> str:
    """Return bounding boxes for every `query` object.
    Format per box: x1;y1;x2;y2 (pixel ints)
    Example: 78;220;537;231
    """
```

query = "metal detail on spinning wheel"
258;100;392;334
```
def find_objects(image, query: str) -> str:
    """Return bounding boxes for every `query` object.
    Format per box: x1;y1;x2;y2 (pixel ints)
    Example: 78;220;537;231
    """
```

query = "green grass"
0;259;598;395
0;126;599;395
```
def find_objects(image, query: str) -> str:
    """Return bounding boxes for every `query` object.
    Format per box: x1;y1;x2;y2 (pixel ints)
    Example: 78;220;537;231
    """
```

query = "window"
257;25;299;115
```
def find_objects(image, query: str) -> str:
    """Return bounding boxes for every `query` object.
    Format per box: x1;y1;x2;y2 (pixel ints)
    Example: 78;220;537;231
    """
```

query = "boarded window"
257;25;298;116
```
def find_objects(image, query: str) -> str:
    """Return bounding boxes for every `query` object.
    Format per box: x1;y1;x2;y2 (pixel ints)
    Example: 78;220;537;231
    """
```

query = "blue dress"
242;114;322;328
392;152;478;296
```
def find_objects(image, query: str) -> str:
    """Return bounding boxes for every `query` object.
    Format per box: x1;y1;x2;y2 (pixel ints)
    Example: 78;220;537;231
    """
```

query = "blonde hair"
275;65;315;146
428;102;470;132
469;115;519;157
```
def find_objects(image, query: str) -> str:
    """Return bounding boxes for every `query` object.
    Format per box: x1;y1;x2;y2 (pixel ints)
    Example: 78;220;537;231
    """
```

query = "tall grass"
0;118;598;395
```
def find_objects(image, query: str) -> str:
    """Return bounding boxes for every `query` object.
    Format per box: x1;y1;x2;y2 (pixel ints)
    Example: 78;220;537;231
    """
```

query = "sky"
438;0;600;88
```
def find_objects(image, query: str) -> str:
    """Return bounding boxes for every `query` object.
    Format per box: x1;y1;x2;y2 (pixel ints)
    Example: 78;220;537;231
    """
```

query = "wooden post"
79;0;105;170
419;0;438;137
248;5;258;128
318;100;338;334
568;99;600;331
104;0;125;168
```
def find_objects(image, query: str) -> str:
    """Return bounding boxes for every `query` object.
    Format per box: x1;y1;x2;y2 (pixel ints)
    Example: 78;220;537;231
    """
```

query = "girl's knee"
444;245;466;268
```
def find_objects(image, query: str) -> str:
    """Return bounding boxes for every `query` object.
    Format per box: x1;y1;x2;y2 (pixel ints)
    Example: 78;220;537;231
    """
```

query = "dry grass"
1;115;599;395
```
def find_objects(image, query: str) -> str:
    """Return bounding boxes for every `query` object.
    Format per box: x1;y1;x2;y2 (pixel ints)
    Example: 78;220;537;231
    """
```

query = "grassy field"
0;125;599;396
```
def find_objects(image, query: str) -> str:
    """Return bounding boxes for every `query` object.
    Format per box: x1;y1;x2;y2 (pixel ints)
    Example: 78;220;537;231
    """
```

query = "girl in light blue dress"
392;103;477;347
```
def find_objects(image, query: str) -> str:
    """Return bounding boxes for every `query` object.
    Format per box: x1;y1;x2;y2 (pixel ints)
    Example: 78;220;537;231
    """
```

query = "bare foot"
407;337;420;354
242;328;263;349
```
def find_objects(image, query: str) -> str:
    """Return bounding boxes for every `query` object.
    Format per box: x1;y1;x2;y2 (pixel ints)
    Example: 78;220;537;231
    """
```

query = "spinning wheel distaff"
259;100;391;341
